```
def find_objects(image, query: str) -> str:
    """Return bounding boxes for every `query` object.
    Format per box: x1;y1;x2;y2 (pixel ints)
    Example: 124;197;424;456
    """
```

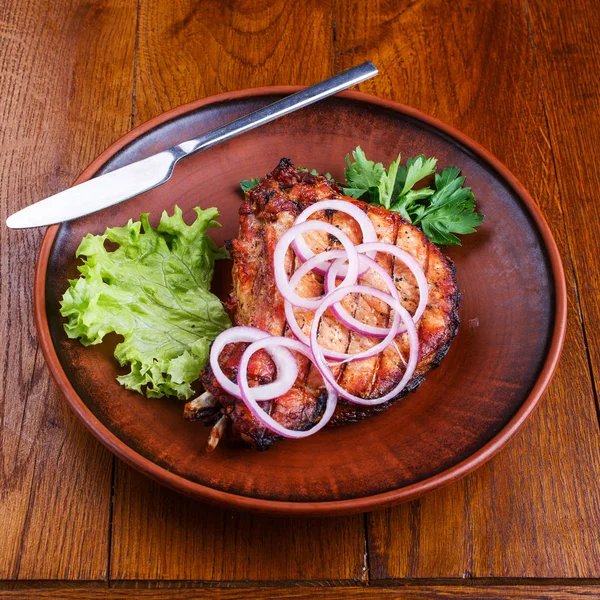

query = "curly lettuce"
60;206;230;399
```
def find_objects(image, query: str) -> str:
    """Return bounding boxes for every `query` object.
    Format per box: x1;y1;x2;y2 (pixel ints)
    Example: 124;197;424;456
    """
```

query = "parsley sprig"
239;147;484;246
343;147;483;246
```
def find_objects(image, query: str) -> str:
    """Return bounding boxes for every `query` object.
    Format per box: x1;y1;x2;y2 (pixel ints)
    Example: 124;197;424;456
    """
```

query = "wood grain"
134;0;334;124
3;585;600;599
2;0;600;588
110;0;365;582
111;468;365;581
332;0;600;578
526;0;600;403
0;0;136;580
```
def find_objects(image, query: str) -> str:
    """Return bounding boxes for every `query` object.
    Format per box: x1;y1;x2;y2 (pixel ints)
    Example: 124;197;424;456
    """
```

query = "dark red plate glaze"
34;88;566;516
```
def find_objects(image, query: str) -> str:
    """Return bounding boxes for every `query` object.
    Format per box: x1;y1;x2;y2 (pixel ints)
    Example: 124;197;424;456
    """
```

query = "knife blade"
6;152;176;229
6;62;378;229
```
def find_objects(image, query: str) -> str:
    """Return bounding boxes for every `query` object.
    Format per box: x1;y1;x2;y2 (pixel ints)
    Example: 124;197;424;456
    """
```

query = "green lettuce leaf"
60;206;231;399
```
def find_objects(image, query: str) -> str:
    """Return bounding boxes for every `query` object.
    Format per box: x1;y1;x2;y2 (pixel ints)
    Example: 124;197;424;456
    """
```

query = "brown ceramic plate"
34;88;566;516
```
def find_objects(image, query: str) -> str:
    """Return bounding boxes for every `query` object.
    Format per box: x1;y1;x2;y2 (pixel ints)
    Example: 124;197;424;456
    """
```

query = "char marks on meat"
196;159;460;449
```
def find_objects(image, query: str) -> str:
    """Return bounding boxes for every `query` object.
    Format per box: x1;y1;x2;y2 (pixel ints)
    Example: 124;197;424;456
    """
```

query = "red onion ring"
285;281;401;362
209;326;298;400
274;221;360;310
209;206;428;439
286;248;348;303
282;251;349;353
238;337;338;438
310;285;419;406
291;200;377;275
284;299;314;350
325;254;402;338
356;242;429;327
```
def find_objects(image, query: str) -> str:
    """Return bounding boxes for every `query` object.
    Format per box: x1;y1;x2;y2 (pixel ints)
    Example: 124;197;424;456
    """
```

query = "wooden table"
2;0;600;598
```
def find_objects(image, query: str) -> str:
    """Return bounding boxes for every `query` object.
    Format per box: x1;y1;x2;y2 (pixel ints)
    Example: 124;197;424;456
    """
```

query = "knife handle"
176;62;378;156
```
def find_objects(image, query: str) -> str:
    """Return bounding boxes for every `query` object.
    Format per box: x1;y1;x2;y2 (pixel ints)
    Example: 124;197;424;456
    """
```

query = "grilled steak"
192;159;460;450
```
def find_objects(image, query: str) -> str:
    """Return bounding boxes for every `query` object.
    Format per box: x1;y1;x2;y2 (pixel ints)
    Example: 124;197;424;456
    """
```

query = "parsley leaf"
395;166;484;246
395;155;437;198
342;147;386;203
377;154;401;209
240;178;261;193
342;148;406;208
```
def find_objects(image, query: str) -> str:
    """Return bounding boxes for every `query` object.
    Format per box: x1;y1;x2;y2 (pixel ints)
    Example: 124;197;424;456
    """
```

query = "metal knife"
6;62;378;229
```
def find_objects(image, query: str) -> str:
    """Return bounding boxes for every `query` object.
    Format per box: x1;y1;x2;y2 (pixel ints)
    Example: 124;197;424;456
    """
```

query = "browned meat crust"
198;159;460;449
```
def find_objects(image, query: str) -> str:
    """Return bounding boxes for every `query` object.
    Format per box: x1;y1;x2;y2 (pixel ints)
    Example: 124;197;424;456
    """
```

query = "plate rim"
33;87;567;516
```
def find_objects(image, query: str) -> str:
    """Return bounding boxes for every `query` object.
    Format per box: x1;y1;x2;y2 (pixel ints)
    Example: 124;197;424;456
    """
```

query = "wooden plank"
3;585;600;599
332;0;600;578
134;0;335;123
110;0;365;582
0;0;136;580
526;1;600;395
111;465;364;581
